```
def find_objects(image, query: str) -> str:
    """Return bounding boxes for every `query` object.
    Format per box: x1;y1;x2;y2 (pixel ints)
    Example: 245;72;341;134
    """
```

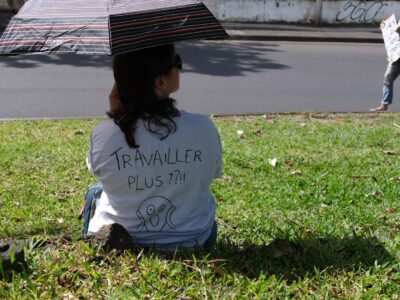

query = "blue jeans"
381;59;400;105
203;222;218;249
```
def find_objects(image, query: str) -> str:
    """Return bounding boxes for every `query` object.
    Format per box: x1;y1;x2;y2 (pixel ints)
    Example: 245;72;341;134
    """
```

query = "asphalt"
0;11;383;44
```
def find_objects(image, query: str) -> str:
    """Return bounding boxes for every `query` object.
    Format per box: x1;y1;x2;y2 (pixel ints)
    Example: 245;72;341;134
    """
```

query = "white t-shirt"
87;111;222;249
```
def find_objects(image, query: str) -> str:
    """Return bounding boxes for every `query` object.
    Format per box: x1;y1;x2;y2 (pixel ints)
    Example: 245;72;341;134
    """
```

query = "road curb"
226;34;383;44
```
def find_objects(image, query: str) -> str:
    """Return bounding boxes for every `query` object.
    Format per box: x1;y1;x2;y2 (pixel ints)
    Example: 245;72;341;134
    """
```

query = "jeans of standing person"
381;59;400;105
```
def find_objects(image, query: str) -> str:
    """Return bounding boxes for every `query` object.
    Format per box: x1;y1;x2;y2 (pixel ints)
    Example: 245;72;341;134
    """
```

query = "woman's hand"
109;83;121;111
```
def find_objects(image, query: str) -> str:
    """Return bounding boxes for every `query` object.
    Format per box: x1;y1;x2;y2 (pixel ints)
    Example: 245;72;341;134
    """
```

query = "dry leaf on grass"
210;266;225;277
237;130;245;138
62;293;79;300
284;160;295;167
252;128;261;136
291;170;302;175
366;191;381;198
383;150;396;155
268;158;277;167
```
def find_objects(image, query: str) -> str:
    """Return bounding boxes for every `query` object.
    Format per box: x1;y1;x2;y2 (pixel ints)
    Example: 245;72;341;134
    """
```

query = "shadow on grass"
209;236;393;280
5;231;392;282
0;225;75;242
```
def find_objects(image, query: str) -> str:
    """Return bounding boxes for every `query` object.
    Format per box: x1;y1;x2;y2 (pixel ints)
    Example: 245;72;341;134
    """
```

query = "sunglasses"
166;54;182;71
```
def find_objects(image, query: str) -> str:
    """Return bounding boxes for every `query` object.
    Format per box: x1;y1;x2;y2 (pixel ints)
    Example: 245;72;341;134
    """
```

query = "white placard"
381;14;400;64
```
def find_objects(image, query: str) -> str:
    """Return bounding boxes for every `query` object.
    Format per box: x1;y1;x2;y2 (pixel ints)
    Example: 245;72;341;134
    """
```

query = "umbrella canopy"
0;0;228;55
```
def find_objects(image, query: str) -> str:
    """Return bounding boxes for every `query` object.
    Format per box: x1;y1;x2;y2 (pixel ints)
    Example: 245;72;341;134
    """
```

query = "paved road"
0;40;397;119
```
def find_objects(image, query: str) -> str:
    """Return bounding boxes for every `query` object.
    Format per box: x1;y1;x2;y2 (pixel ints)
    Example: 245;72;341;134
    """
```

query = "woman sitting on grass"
84;44;222;251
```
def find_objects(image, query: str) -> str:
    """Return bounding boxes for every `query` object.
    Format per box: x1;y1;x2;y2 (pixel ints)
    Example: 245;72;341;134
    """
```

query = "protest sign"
381;14;400;64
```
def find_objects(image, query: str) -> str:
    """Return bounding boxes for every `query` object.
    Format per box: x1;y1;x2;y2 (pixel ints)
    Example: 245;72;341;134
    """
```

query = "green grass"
1;113;400;299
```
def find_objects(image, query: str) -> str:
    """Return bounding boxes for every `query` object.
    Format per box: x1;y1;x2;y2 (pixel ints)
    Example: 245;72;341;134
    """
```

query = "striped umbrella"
0;0;228;55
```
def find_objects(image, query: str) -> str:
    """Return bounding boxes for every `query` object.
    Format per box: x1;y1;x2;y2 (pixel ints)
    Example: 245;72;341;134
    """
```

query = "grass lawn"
1;113;400;299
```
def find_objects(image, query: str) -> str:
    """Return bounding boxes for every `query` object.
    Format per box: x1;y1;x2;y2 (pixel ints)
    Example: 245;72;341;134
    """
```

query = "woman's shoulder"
93;118;117;131
91;119;121;139
176;111;219;141
179;110;216;127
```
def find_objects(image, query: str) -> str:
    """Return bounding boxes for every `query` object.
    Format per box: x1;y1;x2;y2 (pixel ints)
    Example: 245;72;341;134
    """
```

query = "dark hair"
108;44;180;148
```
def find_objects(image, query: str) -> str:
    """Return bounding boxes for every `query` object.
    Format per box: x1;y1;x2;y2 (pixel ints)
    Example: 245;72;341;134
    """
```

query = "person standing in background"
370;23;400;112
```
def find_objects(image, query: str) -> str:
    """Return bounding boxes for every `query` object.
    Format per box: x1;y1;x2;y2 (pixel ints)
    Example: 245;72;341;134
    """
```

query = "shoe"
369;104;388;112
92;223;133;251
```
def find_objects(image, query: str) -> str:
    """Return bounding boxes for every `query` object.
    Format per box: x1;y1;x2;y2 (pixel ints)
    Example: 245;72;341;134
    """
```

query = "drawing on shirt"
136;196;176;232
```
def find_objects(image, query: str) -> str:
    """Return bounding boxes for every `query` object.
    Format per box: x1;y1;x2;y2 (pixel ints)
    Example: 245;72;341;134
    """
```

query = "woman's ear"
154;75;165;90
154;75;167;98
